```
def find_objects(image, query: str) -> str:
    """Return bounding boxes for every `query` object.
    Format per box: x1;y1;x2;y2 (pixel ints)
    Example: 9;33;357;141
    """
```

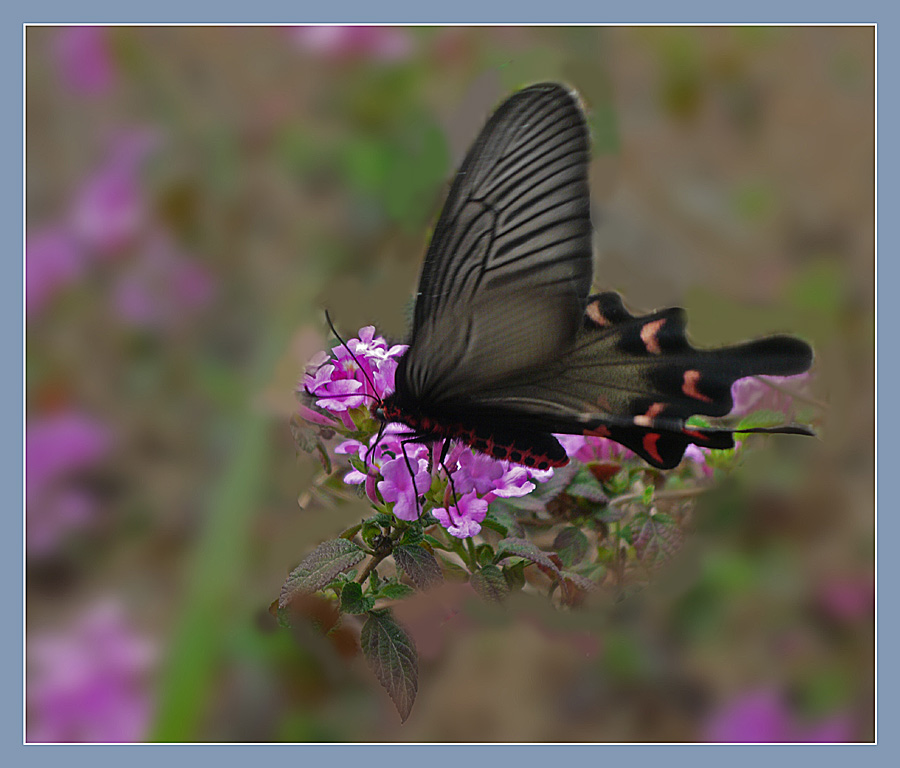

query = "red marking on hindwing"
585;425;611;438
682;428;708;441
634;402;665;427
643;433;663;464
682;370;713;402
640;319;665;354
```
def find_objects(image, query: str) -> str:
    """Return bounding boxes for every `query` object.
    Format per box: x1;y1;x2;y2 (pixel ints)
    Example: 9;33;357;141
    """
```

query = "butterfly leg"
399;433;438;521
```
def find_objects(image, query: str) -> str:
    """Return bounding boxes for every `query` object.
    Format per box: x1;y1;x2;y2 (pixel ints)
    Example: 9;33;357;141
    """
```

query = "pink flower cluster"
302;326;406;429
289;25;413;62
26;411;112;556
302;327;551;538
703;688;855;743
27;129;216;327
27;600;157;743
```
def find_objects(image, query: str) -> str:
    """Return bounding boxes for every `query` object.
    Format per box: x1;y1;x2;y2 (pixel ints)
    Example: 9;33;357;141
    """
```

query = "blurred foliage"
25;25;873;742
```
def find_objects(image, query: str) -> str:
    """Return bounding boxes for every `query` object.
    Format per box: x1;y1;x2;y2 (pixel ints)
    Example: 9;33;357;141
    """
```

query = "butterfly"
372;82;813;472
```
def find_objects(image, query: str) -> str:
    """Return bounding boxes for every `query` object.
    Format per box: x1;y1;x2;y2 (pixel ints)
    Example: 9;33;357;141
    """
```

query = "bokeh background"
25;25;873;742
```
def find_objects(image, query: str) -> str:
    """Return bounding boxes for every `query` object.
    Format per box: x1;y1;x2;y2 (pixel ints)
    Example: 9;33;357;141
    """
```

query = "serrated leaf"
279;539;366;608
552;527;590;567
400;526;424;546
393;544;442;590
289;415;320;453
341;581;375;614
633;513;684;568
471;565;510;603
480;514;508;536
495;537;560;576
566;483;608;503
361;611;418;722
436;554;470;582
422;534;451;551
485;504;525;538
560;570;597;592
377;582;415;601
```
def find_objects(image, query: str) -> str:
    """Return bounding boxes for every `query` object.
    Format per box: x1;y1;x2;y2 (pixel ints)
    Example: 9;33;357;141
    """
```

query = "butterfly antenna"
324;309;380;404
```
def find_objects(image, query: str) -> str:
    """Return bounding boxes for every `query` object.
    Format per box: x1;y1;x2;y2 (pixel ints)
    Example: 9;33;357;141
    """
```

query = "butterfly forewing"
402;83;594;402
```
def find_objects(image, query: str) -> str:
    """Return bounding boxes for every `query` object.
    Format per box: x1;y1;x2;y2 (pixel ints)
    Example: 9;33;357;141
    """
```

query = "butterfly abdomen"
380;398;569;470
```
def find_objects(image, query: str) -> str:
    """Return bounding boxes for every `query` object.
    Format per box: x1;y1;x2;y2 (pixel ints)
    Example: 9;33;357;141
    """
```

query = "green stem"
466;538;479;568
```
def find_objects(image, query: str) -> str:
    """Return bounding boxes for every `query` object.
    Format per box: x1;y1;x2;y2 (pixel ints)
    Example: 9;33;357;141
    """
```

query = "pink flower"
302;327;406;413
27;600;156;743
112;235;215;330
557;434;634;463
290;25;413;62
452;449;504;495
730;374;812;418
26;411;112;555
683;444;715;477
26;227;86;318
433;492;489;539
816;575;874;623
378;456;431;522
704;688;855;743
52;26;116;96
70;131;158;255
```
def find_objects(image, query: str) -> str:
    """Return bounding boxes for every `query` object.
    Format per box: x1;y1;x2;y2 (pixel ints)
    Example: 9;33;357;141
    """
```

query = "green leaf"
633;512;684;568
503;561;526;592
340;582;375;614
377;582;415;601
339;523;363;541
422;534;451;551
436;555;470;582
393;544;442;590
361;520;382;547
476;544;495;567
471;565;510;603
279;539;366;608
400;526;424;546
484;505;525;538
552;527;590;568
495;537;560;577
361;610;418;722
566;483;608;503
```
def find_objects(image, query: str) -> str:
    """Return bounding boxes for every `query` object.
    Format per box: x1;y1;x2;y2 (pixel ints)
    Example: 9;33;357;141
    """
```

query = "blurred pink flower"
27;600;156;743
730;373;812;418
52;26;116;96
26;411;112;555
816;574;874;623
683;443;715;477
26;227;86;318
70;131;159;255
290;25;413;61
556;434;634;463
704;688;854;743
112;235;216;330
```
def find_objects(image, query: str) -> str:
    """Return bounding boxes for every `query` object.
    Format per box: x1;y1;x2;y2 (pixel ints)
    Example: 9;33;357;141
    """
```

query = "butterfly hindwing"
469;292;812;467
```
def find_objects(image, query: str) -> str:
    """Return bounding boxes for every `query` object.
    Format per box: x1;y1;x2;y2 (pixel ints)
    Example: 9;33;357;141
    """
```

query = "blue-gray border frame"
10;1;886;764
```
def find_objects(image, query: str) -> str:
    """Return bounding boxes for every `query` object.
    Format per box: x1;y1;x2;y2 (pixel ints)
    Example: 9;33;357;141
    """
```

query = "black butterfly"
374;82;813;471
